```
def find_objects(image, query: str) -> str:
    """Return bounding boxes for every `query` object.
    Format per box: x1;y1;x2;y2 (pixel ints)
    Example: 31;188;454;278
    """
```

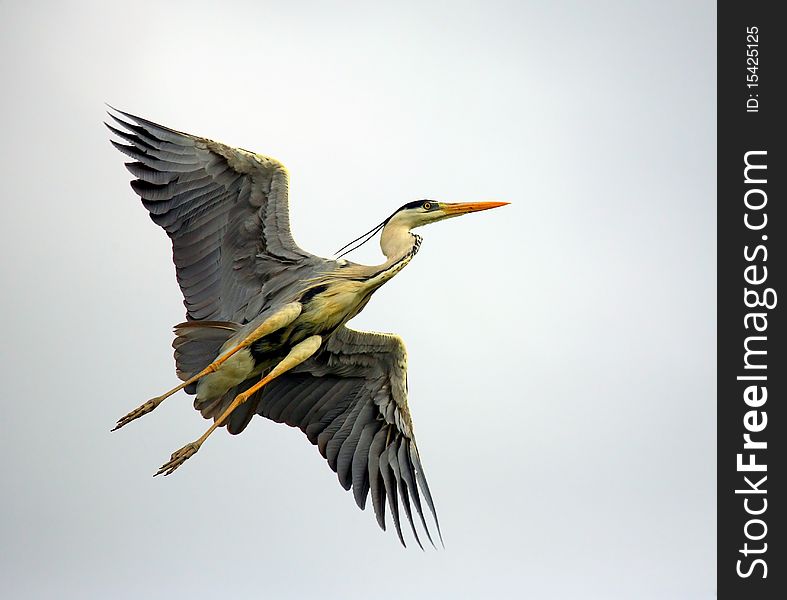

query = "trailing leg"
111;302;302;431
155;334;323;476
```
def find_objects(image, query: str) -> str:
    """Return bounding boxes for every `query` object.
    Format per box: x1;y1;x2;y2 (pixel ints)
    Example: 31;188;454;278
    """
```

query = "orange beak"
441;201;510;216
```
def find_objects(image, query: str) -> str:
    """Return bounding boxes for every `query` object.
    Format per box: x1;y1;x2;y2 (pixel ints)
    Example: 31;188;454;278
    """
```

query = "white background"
0;1;715;598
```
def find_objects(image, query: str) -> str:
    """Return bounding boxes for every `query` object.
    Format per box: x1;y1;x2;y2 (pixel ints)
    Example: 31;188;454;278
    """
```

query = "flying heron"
107;109;508;547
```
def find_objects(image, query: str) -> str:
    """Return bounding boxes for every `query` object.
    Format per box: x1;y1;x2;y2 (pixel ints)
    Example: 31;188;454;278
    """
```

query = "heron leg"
154;334;323;476
111;302;303;431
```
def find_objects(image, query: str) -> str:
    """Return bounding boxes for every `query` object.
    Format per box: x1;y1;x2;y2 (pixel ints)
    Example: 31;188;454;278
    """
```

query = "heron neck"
326;222;420;289
380;220;418;259
368;223;422;286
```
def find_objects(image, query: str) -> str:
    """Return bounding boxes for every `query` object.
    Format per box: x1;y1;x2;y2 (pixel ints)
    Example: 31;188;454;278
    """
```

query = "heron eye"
422;201;432;210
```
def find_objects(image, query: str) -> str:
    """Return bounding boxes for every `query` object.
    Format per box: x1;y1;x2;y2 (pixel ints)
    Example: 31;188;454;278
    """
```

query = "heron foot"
154;442;201;476
111;397;163;431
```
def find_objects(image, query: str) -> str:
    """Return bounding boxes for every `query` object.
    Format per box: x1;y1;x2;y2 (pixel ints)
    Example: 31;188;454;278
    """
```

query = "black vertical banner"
718;3;786;599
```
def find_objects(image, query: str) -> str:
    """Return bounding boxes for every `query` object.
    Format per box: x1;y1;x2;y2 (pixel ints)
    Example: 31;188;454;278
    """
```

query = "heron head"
336;199;509;258
392;199;510;229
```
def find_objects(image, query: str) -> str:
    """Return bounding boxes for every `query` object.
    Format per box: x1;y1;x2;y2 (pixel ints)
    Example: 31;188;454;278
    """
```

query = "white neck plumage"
361;215;422;287
328;211;423;290
380;218;420;261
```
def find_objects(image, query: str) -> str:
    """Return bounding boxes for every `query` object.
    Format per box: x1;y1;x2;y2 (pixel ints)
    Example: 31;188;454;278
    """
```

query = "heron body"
192;210;425;403
107;108;507;547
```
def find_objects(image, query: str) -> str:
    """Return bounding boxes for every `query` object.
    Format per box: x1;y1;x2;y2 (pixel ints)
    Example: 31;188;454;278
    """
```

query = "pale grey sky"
0;1;715;598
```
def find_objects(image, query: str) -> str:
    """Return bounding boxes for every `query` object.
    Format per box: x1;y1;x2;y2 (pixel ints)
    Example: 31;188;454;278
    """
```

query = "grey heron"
107;109;508;547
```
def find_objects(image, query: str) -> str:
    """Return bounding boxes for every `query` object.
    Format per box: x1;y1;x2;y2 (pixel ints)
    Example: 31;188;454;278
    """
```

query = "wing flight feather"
107;108;327;322
256;326;442;547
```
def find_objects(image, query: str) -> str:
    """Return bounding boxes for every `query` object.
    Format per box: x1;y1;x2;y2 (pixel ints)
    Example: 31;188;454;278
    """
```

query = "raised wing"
107;108;326;322
258;326;442;548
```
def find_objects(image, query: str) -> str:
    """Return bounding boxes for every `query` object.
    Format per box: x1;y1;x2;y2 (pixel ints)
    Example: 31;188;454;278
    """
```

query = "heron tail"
172;321;264;435
172;321;242;392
